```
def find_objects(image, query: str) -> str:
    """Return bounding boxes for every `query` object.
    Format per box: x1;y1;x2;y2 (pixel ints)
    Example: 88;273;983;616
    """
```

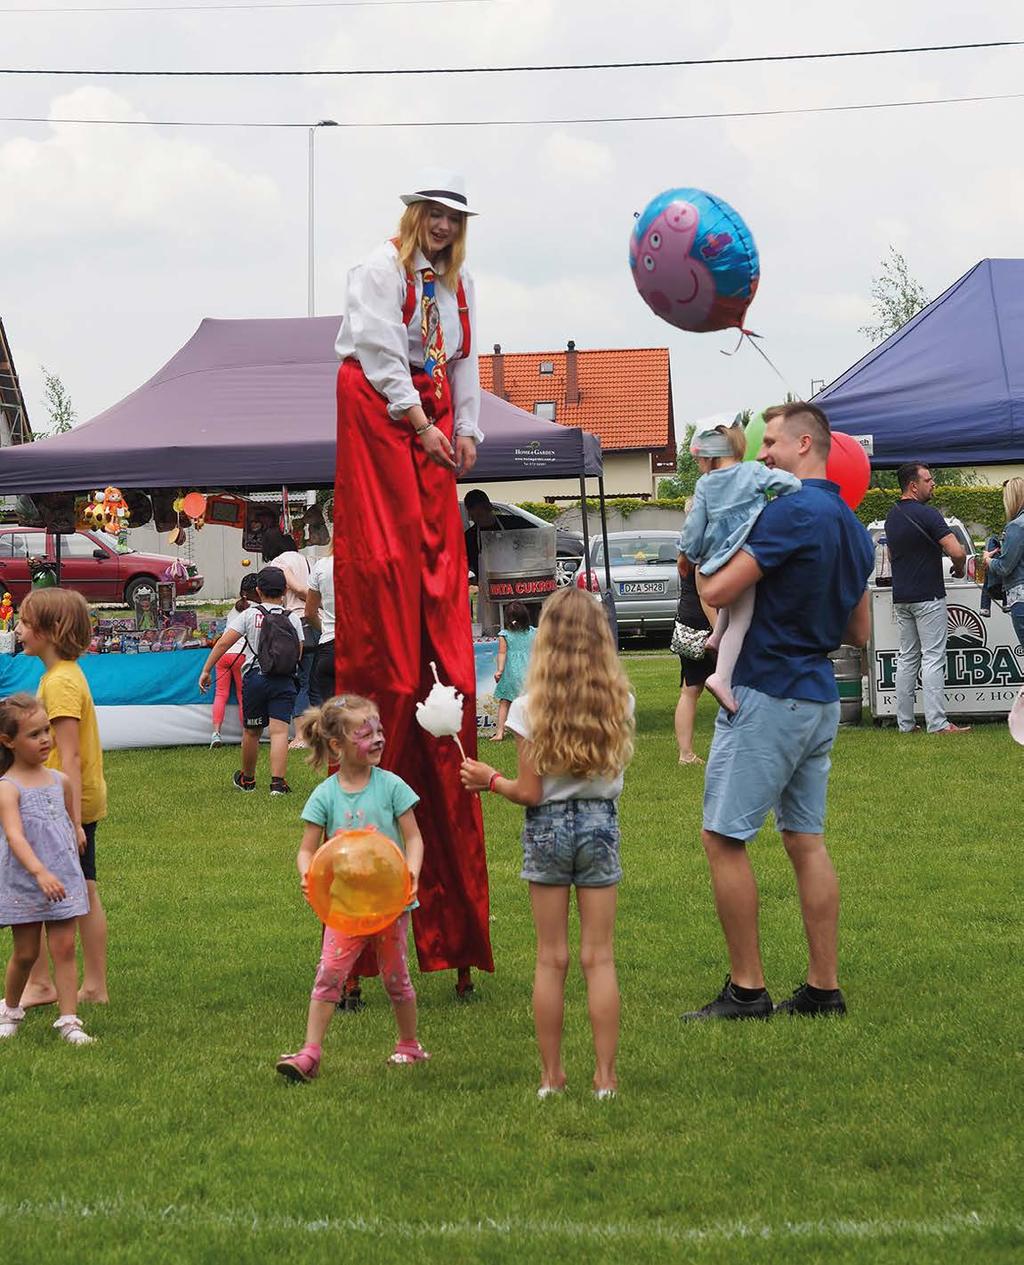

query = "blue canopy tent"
814;259;1024;466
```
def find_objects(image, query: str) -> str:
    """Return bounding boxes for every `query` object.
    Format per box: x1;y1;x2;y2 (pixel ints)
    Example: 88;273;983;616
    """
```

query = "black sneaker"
269;778;292;796
681;977;773;1022
336;985;365;1013
232;771;256;793
774;983;847;1017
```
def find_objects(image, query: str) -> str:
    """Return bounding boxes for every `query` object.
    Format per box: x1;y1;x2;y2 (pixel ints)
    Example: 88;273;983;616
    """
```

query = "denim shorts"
241;668;297;729
521;799;622;887
703;686;840;842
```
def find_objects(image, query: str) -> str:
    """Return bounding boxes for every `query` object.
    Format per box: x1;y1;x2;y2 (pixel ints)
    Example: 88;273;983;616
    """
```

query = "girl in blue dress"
0;693;93;1045
491;601;537;741
679;421;800;714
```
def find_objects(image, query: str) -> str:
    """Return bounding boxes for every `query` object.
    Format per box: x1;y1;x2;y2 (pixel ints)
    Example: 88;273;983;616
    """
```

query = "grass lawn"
1;656;1021;1264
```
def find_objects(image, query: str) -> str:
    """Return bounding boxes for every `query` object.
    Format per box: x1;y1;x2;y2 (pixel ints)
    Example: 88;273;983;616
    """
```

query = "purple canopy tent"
0;316;602;493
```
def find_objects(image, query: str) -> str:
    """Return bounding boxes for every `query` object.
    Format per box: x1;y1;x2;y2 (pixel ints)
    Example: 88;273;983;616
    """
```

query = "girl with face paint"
276;694;428;1083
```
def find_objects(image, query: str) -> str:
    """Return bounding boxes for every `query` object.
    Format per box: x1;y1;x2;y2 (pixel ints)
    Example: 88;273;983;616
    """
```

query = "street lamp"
308;119;338;316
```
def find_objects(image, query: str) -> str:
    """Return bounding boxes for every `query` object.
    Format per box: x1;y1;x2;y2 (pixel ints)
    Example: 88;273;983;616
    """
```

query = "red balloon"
826;432;870;510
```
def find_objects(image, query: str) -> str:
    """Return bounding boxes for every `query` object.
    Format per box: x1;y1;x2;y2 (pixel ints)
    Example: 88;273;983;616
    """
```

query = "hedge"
855;486;1007;535
519;488;1009;537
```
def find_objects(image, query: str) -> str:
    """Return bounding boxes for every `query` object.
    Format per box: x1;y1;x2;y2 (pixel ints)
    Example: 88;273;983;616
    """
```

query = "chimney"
565;339;580;405
491;343;505;400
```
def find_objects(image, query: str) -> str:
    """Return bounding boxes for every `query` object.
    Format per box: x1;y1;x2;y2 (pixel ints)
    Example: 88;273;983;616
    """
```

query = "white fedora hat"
400;169;479;216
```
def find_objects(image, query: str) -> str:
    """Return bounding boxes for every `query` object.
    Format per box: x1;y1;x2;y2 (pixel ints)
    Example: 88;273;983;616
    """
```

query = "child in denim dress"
679;422;801;714
461;588;634;1100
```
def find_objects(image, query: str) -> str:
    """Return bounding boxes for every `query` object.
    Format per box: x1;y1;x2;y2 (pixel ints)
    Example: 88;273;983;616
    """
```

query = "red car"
0;527;203;606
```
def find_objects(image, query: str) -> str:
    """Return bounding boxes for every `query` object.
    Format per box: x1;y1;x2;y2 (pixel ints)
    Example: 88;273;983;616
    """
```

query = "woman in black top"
675;555;714;765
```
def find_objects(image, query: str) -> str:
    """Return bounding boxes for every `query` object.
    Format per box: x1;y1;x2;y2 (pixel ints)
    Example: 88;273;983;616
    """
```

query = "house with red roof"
477;341;675;501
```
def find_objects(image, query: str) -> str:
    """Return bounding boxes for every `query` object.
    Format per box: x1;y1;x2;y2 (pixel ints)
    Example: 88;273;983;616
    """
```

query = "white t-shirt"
505;693;634;804
231;604;304;672
308;556;336;644
270;551;311;614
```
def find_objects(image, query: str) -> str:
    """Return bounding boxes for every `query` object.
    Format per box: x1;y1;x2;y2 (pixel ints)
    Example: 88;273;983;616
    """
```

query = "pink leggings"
312;912;415;1004
212;650;245;729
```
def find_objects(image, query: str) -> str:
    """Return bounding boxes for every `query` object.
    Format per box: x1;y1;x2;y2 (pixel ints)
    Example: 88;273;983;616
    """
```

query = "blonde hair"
524;588;634;779
19;588;92;660
1003;477;1024;523
0;693;48;775
395;202;467;291
299;693;377;769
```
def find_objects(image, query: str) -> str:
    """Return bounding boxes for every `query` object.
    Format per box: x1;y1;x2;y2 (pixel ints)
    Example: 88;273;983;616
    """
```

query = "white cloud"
539;131;614;182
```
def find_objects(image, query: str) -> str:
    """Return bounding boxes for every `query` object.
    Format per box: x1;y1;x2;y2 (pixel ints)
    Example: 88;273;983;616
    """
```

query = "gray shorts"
521;799;622;887
703;686;840;842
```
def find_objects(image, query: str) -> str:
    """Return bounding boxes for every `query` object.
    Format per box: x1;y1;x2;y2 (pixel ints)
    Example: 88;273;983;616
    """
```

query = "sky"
2;0;1023;441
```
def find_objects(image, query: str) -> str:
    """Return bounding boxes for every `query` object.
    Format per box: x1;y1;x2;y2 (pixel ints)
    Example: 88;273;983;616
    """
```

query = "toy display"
82;487;131;534
630;187;759;334
305;827;412;936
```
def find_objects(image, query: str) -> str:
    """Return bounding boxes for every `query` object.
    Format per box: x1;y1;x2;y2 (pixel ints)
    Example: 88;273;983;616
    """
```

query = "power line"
0;38;1019;77
2;89;1023;129
0;0;495;10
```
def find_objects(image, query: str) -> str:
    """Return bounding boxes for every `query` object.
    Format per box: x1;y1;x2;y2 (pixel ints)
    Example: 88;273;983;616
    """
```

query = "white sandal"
53;1015;95;1046
0;1002;25;1039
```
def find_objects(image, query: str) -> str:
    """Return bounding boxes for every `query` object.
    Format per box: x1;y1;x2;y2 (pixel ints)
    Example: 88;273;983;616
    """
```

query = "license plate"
618;581;666;596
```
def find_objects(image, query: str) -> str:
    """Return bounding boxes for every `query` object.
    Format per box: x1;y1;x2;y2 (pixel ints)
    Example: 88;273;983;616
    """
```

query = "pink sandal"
276;1047;321;1083
388;1039;430;1065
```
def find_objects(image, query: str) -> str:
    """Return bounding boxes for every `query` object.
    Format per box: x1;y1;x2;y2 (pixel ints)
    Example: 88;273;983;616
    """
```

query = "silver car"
584;530;681;639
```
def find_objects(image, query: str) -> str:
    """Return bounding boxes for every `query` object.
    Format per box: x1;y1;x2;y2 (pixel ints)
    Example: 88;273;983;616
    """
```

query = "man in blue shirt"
681;403;874;1022
883;464;969;735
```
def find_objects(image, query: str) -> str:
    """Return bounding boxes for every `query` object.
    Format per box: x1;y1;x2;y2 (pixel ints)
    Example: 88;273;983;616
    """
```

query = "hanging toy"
182;491;207;531
84;487;130;534
629;187;759;334
0;592;13;629
161;559;189;583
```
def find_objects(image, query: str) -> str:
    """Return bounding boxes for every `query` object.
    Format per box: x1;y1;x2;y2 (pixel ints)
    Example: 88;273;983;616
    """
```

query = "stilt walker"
333;171;492;993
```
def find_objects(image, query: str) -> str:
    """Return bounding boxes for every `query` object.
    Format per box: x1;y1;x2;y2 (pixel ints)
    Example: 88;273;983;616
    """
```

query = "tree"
41;367;76;436
657;425;701;499
859;246;930;346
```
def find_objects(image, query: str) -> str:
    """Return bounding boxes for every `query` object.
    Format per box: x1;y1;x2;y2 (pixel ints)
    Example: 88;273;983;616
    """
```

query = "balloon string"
721;328;798;398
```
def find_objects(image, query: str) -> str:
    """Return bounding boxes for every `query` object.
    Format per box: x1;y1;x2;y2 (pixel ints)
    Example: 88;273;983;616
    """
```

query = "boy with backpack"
199;567;304;796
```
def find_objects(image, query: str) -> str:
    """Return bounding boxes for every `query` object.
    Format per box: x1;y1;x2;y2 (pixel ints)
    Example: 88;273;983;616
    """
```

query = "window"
59;533;109;559
539;361;554;375
534;401;556;421
1;531;46;559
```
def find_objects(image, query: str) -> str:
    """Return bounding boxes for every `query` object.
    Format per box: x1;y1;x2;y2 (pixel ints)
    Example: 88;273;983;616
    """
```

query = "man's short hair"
463;489;492;512
774;401;832;459
897;462;928;492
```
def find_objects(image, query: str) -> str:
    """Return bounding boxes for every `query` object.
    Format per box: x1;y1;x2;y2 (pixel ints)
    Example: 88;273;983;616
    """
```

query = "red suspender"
456;277;471;360
401;272;416;326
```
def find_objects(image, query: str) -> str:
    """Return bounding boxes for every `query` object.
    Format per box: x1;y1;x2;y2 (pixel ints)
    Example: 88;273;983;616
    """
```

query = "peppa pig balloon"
629;188;760;334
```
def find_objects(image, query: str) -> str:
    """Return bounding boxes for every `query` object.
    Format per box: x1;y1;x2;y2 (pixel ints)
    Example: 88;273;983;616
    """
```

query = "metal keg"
829;644;864;725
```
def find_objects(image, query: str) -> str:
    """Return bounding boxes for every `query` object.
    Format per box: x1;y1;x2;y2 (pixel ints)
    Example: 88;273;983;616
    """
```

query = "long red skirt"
333;360;493;974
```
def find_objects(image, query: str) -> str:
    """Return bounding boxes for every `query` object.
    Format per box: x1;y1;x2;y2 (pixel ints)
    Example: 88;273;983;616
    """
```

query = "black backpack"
252;605;301;677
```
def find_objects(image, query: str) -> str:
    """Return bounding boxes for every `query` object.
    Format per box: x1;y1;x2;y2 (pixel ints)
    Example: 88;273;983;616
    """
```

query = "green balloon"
743;411;766;461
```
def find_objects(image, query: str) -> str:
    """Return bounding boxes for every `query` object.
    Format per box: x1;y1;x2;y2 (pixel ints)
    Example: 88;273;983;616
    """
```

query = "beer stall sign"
869;588;1024;718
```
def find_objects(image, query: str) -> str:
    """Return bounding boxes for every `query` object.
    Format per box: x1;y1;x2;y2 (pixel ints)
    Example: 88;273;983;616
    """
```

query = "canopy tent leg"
579;477;593;589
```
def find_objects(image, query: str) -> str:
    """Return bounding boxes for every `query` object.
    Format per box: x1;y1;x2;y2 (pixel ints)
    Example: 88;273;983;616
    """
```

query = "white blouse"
335;241;483;442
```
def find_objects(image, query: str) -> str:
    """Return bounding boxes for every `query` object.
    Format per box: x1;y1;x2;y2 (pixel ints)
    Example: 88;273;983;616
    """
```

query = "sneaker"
53;1015;95;1045
681;977;774;1022
269;778;292;796
336;984;365;1013
775;983;847;1017
232;771;256;792
276;1048;321;1083
0;1002;25;1039
933;724;972;734
209;731;222;748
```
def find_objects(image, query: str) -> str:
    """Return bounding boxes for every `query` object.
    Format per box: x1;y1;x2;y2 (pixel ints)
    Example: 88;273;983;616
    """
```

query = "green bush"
856;486;1007;534
514;501;560;523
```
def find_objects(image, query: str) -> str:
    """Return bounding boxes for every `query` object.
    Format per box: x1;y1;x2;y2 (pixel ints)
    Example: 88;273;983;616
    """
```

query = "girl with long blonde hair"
461;588;634;1099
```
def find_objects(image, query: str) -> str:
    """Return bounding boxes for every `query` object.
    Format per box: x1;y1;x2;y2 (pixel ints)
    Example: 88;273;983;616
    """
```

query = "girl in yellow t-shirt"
15;589;109;1007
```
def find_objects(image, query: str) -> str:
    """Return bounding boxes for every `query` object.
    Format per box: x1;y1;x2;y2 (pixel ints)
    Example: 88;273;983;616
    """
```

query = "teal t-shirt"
301;767;420;850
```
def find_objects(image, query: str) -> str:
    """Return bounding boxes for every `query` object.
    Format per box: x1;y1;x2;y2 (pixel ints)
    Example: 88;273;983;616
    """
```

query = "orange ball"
306;827;411;936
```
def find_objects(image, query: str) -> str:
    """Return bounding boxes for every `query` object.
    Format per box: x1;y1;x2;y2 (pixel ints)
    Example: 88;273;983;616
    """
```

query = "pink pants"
212;650;245;729
312;912;415;1004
